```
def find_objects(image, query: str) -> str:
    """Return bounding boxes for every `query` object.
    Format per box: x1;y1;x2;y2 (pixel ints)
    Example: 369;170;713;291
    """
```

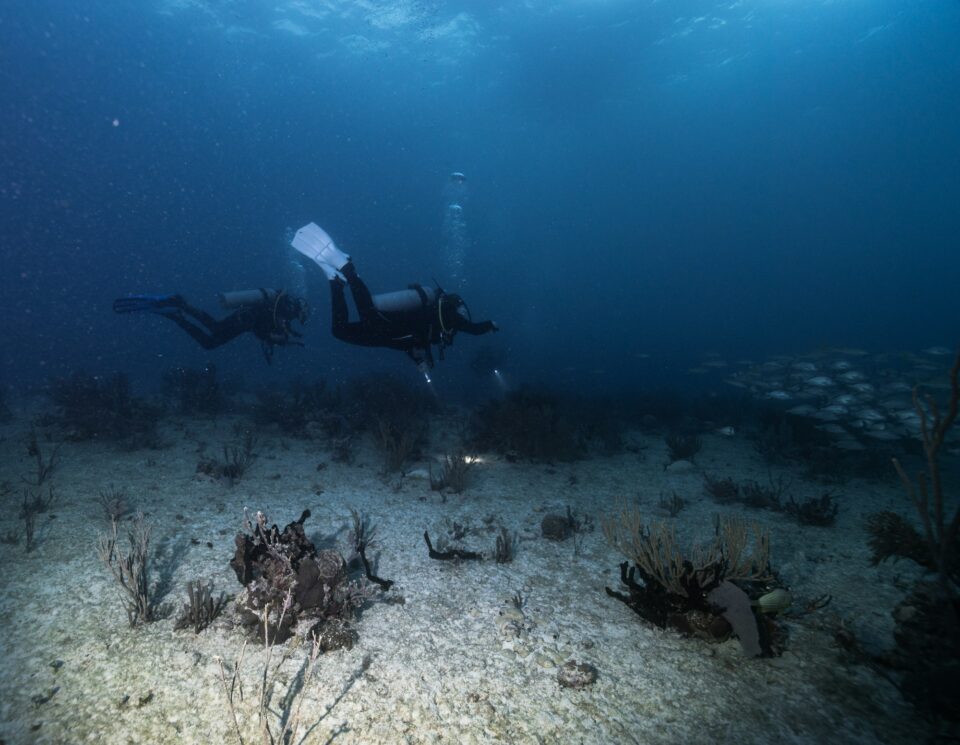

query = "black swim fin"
112;294;181;314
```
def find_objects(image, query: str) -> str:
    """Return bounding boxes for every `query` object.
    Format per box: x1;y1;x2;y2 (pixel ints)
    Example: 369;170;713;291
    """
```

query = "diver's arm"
407;344;434;369
261;332;304;362
263;317;303;346
265;329;288;345
457;319;498;336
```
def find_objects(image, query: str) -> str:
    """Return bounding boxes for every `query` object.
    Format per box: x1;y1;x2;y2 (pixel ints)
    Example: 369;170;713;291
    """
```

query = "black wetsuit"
331;263;496;368
164;293;305;363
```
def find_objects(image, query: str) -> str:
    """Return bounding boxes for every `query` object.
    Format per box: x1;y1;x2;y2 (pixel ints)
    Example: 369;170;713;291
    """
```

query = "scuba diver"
290;222;498;372
112;289;309;363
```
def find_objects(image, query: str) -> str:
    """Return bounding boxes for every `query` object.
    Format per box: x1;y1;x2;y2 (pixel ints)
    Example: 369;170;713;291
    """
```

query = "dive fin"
112;294;181;314
316;262;346;282
291;222;350;270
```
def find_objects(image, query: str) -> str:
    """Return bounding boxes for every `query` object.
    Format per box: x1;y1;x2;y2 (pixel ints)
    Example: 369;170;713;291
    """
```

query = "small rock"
768;650;800;669
547;648;567;665
557;660;598;689
541;513;573;541
31;687;59;707
534;652;556;669
894;604;917;623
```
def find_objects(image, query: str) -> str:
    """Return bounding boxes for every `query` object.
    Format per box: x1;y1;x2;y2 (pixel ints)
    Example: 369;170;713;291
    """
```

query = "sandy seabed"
0;410;941;745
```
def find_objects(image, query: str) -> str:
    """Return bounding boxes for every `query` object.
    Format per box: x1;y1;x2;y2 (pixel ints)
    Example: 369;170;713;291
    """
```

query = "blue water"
2;0;958;399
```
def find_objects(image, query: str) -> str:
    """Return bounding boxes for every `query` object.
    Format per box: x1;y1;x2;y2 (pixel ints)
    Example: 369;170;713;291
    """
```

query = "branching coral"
197;430;257;486
174;579;227;633
470;388;583;462
602;505;778;656
230;509;377;645
429;451;474;493
49;372;158;444
891;349;960;592
97;513;155;626
162;364;223;417
664;433;701;462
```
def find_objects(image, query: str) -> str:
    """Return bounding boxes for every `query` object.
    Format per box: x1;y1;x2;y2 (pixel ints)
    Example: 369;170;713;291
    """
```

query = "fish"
835;438;866;451
754;588;792;614
723;347;959;449
831;394;858;406
817;424;848;434
864;428;899;441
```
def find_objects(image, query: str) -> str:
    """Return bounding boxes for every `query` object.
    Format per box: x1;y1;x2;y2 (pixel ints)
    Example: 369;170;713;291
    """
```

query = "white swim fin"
317;262;345;282
291;222;351;270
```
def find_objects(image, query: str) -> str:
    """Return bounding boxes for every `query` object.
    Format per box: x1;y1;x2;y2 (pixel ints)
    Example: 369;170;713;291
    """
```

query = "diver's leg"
331;277;350;327
177;299;220;330
163;309;246;350
162;313;222;350
330;277;366;344
203;313;247;346
342;263;377;321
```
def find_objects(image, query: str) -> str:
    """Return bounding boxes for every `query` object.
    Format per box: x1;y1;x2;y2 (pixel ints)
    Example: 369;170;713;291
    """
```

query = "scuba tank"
372;285;438;313
218;288;281;309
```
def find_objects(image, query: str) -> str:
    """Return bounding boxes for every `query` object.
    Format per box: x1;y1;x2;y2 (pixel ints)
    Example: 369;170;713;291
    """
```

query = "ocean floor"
0;406;946;744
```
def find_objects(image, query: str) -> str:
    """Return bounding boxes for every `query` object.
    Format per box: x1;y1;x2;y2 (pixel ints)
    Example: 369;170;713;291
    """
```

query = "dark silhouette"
113;290;308;363
291;222;497;371
332;263;496;370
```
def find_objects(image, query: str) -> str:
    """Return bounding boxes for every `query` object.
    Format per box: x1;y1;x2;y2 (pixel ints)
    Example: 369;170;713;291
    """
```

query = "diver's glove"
417;360;431;375
489;321;500;332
